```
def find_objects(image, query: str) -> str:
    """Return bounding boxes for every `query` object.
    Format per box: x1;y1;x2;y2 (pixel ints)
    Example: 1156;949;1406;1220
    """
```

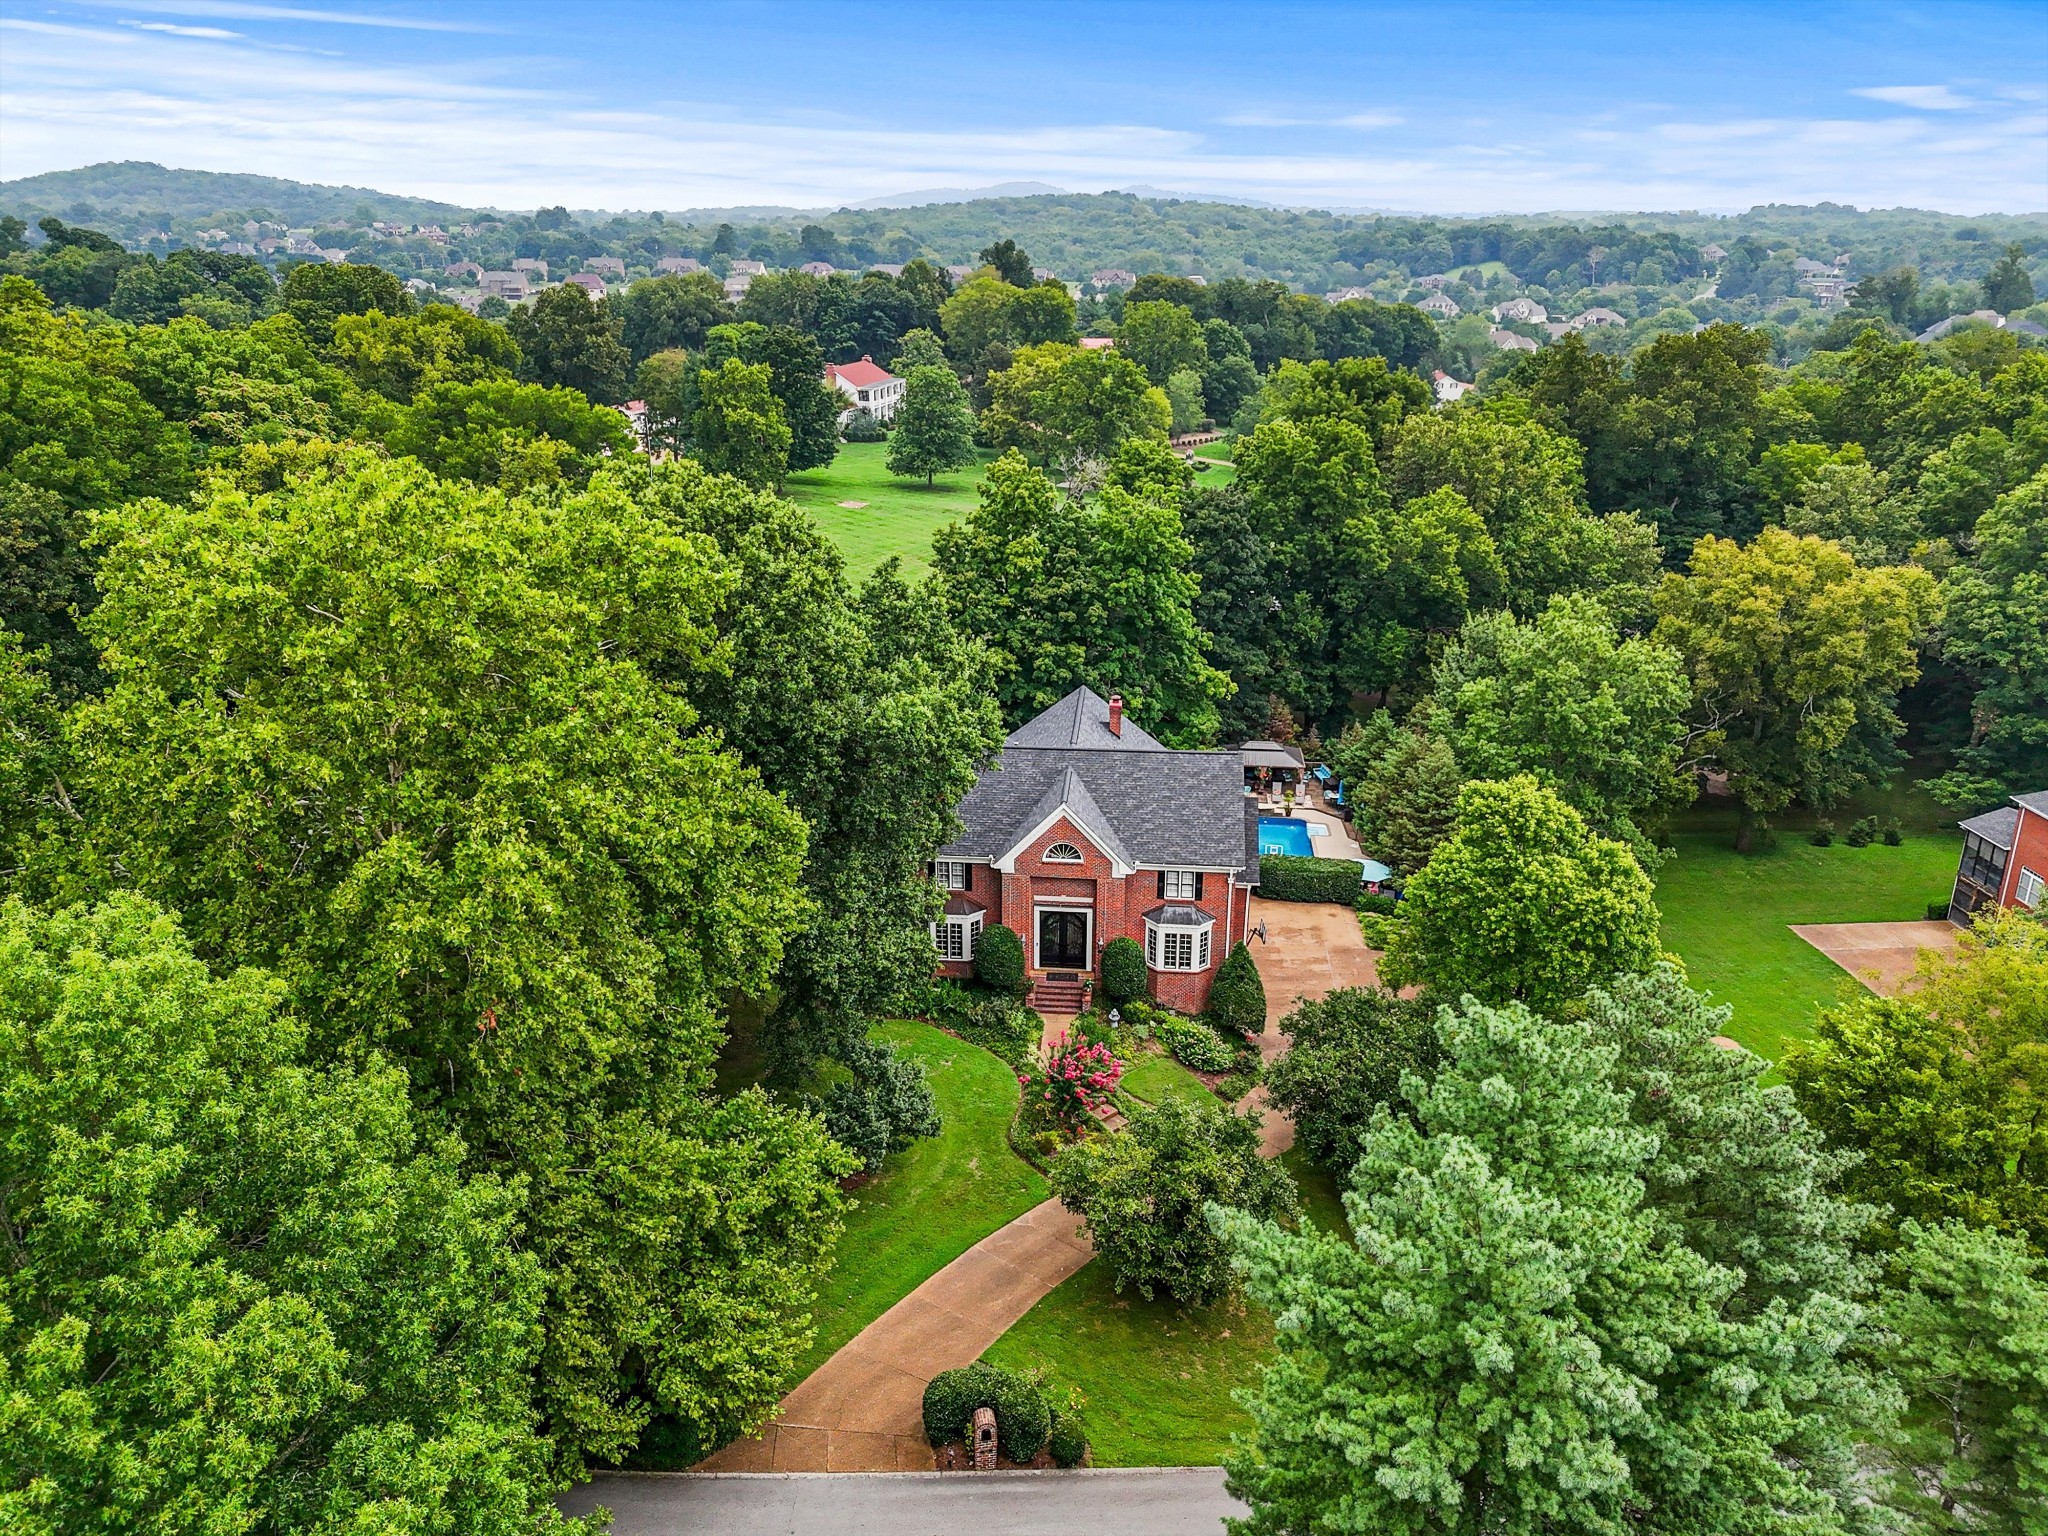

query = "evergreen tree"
886;364;978;484
1980;242;2037;314
978;237;1035;287
893;326;951;374
1354;726;1464;878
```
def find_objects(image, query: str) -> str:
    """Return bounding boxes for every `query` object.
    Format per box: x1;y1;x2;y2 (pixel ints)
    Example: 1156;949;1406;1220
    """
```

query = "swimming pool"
1258;816;1314;858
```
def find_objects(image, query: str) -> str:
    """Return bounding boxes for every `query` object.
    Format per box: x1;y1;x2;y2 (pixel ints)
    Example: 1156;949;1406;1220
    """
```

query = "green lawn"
1653;831;1960;1059
1280;1143;1350;1238
782;441;993;581
796;1019;1047;1377
982;1258;1273;1466
1117;1049;1219;1112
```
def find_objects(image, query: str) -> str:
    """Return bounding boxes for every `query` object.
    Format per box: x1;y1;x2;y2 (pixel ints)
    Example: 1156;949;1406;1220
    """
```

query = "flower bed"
1019;1030;1125;1131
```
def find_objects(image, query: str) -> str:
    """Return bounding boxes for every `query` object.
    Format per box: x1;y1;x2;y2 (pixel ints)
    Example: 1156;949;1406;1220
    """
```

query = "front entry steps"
1029;976;1089;1015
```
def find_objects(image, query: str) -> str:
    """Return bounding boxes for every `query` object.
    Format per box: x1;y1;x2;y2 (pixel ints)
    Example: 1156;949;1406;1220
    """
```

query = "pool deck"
1255;791;1364;861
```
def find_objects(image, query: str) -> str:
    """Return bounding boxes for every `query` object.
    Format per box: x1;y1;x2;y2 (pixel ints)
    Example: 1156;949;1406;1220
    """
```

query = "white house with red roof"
824;355;906;422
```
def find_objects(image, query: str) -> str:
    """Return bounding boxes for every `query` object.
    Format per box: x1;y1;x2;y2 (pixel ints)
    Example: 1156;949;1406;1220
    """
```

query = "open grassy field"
1653;830;1959;1060
782;441;992;581
982;1258;1273;1466
795;1019;1047;1377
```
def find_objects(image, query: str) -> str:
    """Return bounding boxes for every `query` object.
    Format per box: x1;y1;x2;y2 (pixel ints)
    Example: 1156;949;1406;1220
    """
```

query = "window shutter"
1156;870;1166;899
1194;872;1206;901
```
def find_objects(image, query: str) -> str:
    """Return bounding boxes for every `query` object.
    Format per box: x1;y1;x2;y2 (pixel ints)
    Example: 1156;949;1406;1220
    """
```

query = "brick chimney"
1108;693;1123;737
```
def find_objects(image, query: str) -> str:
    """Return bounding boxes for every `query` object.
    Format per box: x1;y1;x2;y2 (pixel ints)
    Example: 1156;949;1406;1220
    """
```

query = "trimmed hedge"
1099;935;1147;1004
1205;941;1266;1034
1257;854;1363;903
1048;1409;1088;1468
921;1363;1050;1463
975;922;1027;995
1154;1015;1236;1073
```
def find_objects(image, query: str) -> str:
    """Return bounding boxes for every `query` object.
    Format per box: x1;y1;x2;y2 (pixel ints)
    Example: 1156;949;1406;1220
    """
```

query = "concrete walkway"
694;891;1380;1474
1791;919;1958;997
561;1469;1244;1534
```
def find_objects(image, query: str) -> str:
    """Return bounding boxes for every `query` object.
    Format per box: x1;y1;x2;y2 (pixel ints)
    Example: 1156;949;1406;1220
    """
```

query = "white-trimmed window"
1044;842;1084;864
932;913;983;961
934;860;970;890
1161;870;1198;900
1145;916;1214;972
2019;868;2044;909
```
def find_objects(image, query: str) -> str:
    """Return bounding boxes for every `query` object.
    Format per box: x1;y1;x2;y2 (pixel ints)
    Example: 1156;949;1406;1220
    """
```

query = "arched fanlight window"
1044;842;1084;863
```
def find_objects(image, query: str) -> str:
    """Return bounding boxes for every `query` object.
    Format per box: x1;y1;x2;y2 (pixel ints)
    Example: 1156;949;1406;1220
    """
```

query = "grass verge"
782;441;992;580
796;1019;1047;1377
1653;830;1959;1060
981;1258;1272;1466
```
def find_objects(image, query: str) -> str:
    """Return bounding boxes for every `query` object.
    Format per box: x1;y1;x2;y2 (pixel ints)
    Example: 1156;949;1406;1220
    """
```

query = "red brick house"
1950;790;2048;924
932;687;1257;1014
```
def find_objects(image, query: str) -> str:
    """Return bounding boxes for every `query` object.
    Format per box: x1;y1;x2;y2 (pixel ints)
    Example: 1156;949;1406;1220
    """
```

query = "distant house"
729;259;767;277
1489;327;1539;352
1491;297;1547;324
1919;309;2010;342
1570;307;1627;330
1090;268;1139;290
513;258;549;277
587;256;626;277
798;260;837;277
867;262;906;277
1185;275;1208;287
1431;370;1475;403
1414;273;1453;290
1032;266;1059;281
444;260;483;280
479;271;530;300
1325;286;1374;303
656;256;703;275
1700;243;1728;265
616;400;651;454
563;273;607;298
1793;257;1830;278
1078;336;1117;350
1950;791;2048;925
931;687;1256;1015
403;277;437;295
824;355;906;422
723;274;754;301
946;264;980;283
444;292;486;314
1418;292;1460;319
1544;321;1572;339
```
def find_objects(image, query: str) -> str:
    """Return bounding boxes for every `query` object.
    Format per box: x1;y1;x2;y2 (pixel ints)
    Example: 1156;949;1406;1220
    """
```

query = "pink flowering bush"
1019;1031;1124;1129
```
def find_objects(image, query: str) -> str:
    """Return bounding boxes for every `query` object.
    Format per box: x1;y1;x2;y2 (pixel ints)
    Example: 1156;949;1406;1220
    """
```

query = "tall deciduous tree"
331;301;521;401
0;894;590;1535
981;341;1171;473
281;260;411;347
69;453;851;1464
1215;980;1886;1536
1980;242;2037;314
386;377;633;490
689;357;791;488
615;271;735;361
978;238;1035;288
1653;526;1939;850
1118;299;1209;386
507;281;632;403
703;321;841;472
886;364;978;484
1429;594;1694;856
1383;775;1660;1012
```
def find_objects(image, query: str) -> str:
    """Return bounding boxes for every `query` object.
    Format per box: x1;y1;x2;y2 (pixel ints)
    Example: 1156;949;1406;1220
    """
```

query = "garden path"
695;895;1378;1473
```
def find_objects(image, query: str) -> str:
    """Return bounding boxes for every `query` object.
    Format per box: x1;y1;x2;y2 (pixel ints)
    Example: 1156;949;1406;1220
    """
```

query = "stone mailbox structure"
970;1406;997;1470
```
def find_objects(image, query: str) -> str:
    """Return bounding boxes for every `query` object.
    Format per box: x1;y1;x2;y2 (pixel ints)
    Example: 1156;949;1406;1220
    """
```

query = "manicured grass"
1116;1049;1219;1112
1653;831;1960;1060
1280;1143;1350;1238
782;441;993;581
981;1258;1273;1466
796;1019;1047;1377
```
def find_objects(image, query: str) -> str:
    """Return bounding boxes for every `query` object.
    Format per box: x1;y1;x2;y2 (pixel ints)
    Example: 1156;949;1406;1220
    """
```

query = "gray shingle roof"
2012;791;2048;819
1004;686;1168;752
940;689;1250;871
1960;805;2019;848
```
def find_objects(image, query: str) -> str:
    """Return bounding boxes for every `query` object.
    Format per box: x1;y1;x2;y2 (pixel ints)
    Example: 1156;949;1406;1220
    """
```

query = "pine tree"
1980;242;2036;314
1355;727;1462;877
886;364;978;485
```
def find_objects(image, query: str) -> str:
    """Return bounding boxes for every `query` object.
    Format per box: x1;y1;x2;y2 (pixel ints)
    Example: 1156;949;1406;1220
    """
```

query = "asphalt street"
557;1468;1245;1534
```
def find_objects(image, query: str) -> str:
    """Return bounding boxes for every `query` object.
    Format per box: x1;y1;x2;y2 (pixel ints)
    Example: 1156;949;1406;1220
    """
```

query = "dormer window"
1044;842;1084;864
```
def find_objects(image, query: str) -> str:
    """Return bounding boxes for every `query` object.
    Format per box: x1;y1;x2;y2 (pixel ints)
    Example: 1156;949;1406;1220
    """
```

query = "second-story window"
934;860;970;890
1161;870;1199;901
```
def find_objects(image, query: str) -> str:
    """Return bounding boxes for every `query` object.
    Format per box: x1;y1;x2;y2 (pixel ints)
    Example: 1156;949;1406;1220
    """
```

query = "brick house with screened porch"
1950;790;2048;925
931;687;1258;1014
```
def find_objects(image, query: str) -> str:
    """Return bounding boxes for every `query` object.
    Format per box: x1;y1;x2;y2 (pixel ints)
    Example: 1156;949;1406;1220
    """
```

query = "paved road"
559;1469;1244;1534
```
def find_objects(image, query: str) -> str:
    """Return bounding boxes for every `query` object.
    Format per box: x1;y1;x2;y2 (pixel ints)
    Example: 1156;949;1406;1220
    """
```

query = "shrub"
1882;818;1904;846
1926;899;1952;922
921;1363;1050;1462
819;1039;941;1172
1810;819;1836;847
840;408;887;442
1845;815;1879;848
975;922;1027;995
1257;854;1363;903
1100;935;1147;1004
1154;1015;1236;1073
1050;1097;1296;1303
1205;941;1266;1035
1353;890;1402;916
1019;1030;1123;1129
895;975;973;1026
1358;912;1403;950
956;994;1037;1068
1048;1409;1089;1468
1265;986;1438;1169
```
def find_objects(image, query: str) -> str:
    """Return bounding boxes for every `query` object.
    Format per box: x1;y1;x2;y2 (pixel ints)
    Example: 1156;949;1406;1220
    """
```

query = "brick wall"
2006;807;2048;908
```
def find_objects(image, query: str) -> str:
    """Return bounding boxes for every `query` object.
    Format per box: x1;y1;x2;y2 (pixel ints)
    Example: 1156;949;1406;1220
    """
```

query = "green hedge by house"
922;1362;1050;1462
1205;942;1266;1035
975;923;1027;995
1100;935;1147;1004
1257;854;1362;903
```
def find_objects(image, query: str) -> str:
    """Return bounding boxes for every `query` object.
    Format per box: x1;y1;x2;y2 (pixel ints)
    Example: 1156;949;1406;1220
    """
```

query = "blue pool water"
1258;816;1314;858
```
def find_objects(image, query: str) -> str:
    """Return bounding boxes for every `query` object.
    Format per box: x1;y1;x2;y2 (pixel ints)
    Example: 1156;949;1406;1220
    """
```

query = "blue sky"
1;0;2043;213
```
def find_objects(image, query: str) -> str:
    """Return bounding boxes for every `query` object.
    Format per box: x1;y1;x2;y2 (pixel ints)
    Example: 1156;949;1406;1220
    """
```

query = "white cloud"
1853;84;1976;111
1219;109;1403;130
123;20;244;37
0;18;2041;215
78;0;490;31
1332;111;1403;130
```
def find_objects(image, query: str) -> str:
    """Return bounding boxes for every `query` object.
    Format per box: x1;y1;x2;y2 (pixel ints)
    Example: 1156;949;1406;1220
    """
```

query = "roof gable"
1006;686;1167;751
993;767;1135;874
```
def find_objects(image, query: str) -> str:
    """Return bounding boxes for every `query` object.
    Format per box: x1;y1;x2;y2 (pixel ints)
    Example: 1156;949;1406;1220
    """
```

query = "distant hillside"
0;162;478;235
